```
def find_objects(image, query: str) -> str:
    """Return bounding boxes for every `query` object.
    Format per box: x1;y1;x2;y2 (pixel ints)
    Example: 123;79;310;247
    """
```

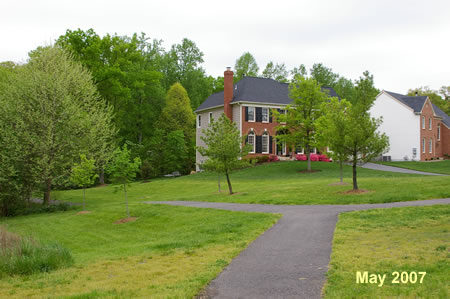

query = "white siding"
195;107;224;170
232;104;241;133
370;92;420;161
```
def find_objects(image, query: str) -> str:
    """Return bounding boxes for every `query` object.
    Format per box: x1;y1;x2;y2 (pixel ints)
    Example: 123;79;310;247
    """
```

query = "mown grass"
379;160;450;175
0;204;279;298
53;161;448;207
323;205;450;298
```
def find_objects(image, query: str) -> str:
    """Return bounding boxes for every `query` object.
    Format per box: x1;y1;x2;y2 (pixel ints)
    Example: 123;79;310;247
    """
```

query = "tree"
290;64;307;80
343;71;389;190
106;144;141;218
0;46;116;206
159;83;196;173
234;52;259;81
310;63;339;87
333;77;356;104
197;114;251;194
162;130;187;174
262;62;289;82
70;154;98;210
274;76;327;171
316;98;352;183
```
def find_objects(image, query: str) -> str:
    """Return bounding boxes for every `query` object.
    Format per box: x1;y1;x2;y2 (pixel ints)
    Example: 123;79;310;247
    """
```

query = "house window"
422;116;425;129
248;131;255;153
297;147;304;154
422;138;425;153
197;115;201;128
437;123;441;141
248;107;255;122
429;138;432;154
429;118;432;130
209;112;213;124
262;133;269;154
262;108;269;122
282;142;287;155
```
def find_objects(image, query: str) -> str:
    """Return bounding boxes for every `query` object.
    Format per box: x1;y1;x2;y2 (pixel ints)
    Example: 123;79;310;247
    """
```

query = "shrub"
0;228;74;277
256;156;269;163
268;155;279;162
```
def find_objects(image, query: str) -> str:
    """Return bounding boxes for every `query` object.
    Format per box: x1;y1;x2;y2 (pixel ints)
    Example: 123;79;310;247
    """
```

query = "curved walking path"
360;162;447;176
146;198;450;299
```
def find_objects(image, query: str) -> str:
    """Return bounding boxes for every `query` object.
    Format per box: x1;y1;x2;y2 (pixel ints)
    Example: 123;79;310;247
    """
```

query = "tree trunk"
83;187;86;210
339;161;343;183
99;168;105;185
352;155;358;190
306;144;311;171
43;178;52;206
124;183;129;218
218;175;221;192
225;170;233;194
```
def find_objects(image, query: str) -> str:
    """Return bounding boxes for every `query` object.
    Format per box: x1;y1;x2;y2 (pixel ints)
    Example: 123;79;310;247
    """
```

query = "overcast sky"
1;0;449;93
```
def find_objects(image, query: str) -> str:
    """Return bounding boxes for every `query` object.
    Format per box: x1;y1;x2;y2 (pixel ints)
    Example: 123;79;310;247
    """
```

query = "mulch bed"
77;211;91;215
340;189;371;194
114;217;138;224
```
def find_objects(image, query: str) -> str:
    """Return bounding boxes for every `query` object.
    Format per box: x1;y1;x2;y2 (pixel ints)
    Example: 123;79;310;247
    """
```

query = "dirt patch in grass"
114;217;138;224
328;182;349;186
341;189;371;194
77;211;91;215
297;169;321;173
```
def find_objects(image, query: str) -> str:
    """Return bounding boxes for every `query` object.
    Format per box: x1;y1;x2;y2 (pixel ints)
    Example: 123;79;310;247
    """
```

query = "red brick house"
370;91;450;161
195;68;338;169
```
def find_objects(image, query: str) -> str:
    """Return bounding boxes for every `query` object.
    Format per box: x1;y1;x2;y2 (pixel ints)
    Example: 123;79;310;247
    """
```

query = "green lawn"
88;161;450;206
0;204;279;298
379;160;450;175
323;205;450;298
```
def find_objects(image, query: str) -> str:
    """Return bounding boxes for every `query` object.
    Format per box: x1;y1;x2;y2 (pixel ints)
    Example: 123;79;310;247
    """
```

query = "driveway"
360;162;446;176
146;198;450;299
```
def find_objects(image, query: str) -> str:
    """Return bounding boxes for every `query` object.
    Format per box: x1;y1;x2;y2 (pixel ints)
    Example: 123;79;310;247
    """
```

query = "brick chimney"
224;67;233;120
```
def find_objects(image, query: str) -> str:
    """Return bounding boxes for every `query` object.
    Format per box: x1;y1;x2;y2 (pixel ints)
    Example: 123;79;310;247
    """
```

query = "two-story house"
195;67;338;170
370;91;450;161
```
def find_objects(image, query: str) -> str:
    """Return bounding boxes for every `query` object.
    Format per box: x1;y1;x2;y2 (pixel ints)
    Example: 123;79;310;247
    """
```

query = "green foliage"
262;61;289;82
107;144;141;186
163;130;187;174
0;229;73;277
234;52;259;81
275;76;328;171
333;77;356;104
70;155;98;188
317;98;352;182
0;46;115;211
197;114;251;194
290;64;307;79
343;71;389;190
310;63;339;87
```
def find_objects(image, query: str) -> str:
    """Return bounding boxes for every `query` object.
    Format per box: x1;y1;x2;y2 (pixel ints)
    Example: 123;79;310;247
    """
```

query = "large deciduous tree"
310;63;339;87
275;76;327;172
234;52;259;81
0;46;116;207
262;61;289;82
197;114;251;194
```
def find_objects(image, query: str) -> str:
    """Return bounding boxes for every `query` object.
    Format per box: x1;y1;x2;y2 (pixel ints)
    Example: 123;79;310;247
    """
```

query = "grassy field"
59;161;450;207
323;205;450;298
379;160;450;175
0;204;279;298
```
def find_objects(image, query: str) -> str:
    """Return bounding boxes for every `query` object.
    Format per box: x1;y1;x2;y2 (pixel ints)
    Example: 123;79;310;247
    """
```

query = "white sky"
1;0;449;93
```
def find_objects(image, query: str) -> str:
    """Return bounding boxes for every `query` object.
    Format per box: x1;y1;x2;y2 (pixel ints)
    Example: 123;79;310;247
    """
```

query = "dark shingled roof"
196;76;339;112
384;91;427;113
385;90;450;127
432;103;450;128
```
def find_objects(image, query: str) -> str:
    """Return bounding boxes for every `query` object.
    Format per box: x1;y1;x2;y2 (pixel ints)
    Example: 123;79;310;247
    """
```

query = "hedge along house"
195;67;339;170
370;91;450;161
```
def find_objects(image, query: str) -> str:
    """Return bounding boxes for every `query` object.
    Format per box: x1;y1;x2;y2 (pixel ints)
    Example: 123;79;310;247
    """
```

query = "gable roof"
196;76;339;112
432;103;450;128
384;91;427;113
384;90;450;127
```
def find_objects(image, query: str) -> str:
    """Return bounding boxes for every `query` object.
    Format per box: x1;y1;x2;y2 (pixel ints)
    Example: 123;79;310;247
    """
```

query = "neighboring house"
195;67;338;170
370;91;450;161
